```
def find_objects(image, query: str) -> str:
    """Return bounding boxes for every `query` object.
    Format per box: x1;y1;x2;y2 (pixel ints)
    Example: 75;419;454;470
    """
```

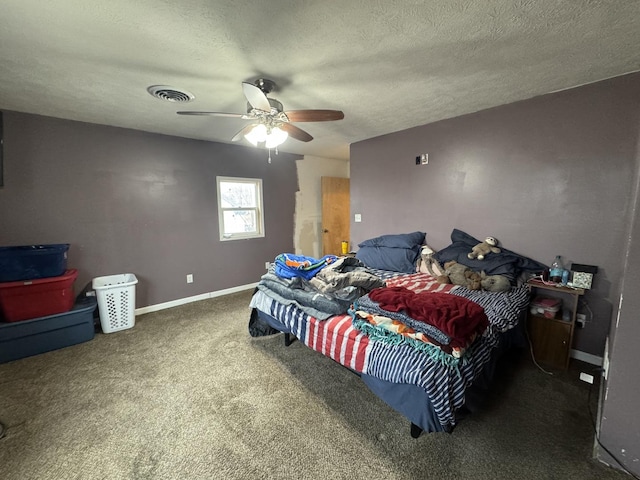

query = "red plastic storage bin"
0;269;78;322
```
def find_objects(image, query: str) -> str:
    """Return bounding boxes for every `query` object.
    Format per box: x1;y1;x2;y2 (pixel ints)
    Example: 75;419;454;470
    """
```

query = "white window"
217;176;264;241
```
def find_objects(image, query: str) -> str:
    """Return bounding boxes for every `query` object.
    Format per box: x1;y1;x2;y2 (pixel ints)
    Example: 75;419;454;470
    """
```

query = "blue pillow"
433;229;546;281
356;246;419;273
358;231;426;249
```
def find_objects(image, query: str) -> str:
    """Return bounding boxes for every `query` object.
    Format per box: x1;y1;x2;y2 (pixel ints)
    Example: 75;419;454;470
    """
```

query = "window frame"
216;176;265;241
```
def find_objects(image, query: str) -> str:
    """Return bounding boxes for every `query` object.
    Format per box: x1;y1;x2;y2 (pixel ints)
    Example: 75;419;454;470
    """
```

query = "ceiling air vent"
147;85;194;103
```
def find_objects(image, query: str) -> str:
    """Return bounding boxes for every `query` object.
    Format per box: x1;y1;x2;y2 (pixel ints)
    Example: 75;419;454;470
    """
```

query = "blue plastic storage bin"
0;244;70;282
0;297;96;363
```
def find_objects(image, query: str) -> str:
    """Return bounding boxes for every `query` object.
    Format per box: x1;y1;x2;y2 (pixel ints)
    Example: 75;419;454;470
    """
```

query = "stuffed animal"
416;245;446;277
468;236;501;260
480;272;511;292
437;260;482;290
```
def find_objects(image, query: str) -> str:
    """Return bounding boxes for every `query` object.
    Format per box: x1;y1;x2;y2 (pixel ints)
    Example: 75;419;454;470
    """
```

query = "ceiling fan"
177;78;344;148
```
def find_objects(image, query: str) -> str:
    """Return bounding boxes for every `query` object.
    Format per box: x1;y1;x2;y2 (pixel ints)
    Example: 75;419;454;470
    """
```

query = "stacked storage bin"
0;244;97;363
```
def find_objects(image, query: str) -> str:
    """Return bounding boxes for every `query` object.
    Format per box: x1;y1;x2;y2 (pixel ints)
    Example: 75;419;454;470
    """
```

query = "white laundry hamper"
92;273;138;333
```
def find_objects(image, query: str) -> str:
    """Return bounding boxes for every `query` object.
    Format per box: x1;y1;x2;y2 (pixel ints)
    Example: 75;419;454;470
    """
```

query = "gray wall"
351;73;640;357
597;130;640;473
0;111;300;307
351;72;640;476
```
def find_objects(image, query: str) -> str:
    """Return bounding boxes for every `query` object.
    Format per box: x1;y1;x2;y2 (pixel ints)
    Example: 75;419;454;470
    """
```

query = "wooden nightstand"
526;279;584;370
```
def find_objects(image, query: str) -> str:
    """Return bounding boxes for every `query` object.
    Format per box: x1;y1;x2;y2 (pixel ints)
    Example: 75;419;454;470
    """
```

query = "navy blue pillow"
433;229;546;281
358;231;426;249
356;246;419;273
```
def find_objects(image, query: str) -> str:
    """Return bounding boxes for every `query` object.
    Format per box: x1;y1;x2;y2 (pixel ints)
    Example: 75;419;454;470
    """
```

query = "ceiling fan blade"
242;82;271;112
280;123;313;142
231;124;258;142
177;111;248;119
284;110;344;122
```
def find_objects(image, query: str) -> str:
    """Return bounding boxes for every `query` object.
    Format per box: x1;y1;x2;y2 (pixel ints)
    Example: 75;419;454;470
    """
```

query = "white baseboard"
134;282;257;315
570;349;603;366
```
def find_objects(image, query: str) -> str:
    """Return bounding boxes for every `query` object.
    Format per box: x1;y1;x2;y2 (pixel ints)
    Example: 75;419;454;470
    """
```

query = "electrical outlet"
420;153;429;165
186;274;193;284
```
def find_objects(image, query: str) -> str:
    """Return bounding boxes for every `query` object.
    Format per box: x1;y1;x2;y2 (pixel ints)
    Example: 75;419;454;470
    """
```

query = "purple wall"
597;136;640;473
0;111;300;307
351;72;640;476
351;73;640;357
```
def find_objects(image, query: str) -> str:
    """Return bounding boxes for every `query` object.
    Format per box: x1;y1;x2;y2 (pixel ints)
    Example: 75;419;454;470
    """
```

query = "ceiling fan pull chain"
268;148;272;164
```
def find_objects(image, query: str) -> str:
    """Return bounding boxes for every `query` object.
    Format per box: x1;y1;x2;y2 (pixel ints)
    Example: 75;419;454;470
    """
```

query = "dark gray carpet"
0;290;627;479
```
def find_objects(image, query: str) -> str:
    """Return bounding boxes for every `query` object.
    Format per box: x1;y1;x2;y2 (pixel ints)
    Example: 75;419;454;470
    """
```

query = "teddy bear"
479;271;511;292
437;261;482;290
467;236;501;260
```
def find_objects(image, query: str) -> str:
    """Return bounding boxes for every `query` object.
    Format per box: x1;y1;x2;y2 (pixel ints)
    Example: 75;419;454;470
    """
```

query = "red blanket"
368;286;488;347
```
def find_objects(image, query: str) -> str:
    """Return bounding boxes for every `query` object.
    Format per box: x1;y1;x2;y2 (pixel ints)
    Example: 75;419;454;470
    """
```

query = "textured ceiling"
1;1;639;160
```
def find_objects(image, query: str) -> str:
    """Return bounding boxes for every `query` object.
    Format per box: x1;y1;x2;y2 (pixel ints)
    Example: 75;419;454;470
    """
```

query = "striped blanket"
253;271;530;431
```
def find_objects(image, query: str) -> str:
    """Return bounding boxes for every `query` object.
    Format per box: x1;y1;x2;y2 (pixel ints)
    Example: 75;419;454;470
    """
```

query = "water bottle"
550;255;563;283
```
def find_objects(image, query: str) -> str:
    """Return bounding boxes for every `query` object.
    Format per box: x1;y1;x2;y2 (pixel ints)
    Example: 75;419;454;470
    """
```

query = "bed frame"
281;330;425;438
254;308;525;437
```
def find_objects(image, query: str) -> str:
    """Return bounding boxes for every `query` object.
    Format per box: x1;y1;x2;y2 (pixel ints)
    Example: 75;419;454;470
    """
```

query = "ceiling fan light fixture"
244;124;268;146
177;78;342;146
265;126;288;149
244;124;288;148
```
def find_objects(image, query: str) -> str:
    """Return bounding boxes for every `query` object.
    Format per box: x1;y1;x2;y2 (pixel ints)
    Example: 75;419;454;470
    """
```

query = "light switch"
354;214;362;223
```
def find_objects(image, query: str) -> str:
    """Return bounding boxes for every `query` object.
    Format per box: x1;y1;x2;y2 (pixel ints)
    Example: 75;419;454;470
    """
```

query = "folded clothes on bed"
275;253;338;280
349;305;468;370
368;286;489;348
255;285;336;320
258;273;348;319
356;294;451;345
309;256;385;294
260;255;387;319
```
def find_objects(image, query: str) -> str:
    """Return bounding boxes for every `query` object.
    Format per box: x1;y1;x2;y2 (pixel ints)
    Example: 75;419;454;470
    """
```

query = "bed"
249;229;546;436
